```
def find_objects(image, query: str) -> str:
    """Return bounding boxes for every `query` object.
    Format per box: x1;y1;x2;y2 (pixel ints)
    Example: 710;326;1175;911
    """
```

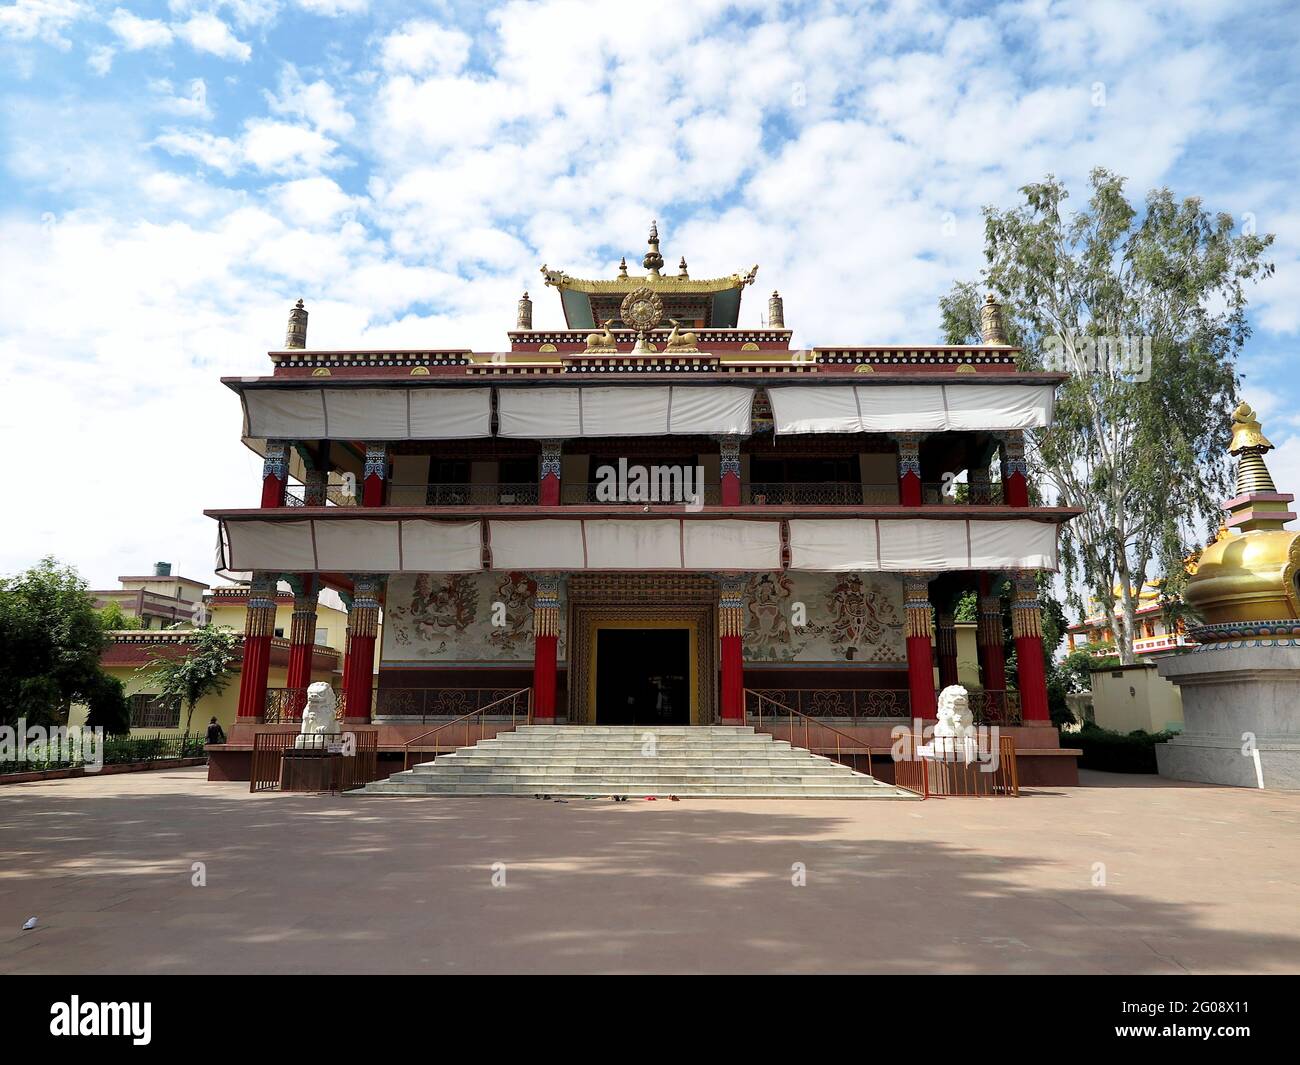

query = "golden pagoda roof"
539;265;759;296
538;221;759;329
1184;403;1300;633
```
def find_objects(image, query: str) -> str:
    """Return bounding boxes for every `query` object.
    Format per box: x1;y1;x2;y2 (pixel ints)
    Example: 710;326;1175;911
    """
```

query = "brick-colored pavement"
1;767;1297;974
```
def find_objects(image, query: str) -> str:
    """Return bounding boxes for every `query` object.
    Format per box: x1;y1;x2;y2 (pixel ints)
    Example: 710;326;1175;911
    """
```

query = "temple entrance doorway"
595;627;691;725
566;575;717;724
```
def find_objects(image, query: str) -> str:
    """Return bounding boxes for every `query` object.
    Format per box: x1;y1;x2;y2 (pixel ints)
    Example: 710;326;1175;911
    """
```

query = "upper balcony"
272;479;1010;509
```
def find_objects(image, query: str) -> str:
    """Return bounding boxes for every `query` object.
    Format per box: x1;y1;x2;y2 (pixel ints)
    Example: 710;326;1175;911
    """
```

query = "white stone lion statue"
295;682;341;749
920;685;977;763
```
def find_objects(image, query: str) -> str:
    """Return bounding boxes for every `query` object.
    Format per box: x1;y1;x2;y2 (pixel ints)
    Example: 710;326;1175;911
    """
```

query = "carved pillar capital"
902;573;933;639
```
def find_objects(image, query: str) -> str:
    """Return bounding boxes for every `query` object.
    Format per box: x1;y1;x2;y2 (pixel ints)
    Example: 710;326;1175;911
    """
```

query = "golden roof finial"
1229;402;1274;454
643;219;664;276
979;292;1007;346
1229;403;1279;497
618;256;628;278
678;256;689;278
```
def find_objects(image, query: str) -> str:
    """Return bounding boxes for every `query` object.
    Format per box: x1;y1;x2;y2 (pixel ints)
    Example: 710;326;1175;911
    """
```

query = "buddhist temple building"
205;224;1081;784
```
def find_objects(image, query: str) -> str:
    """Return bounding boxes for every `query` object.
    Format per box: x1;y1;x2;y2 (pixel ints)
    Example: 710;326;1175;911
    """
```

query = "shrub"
1060;722;1174;774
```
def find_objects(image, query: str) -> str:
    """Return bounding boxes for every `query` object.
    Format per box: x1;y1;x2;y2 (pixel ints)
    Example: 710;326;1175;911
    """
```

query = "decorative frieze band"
540;440;562;479
363;443;389;481
896;433;922;478
262;440;288;481
903;573;933;639
1011;575;1043;639
245;571;279;638
719;435;741;477
347;574;384;639
718;575;746;636
532;575;561;637
977;592;1003;648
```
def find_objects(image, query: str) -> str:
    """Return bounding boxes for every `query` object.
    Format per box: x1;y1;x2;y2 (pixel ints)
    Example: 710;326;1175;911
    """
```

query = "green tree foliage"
0;558;108;727
95;601;143;631
83;672;132;735
141;625;241;736
940;169;1273;662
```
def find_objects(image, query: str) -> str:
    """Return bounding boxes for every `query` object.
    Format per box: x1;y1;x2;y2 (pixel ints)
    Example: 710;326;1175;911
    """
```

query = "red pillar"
977;576;1007;692
260;441;288;507
341;575;382;722
235;572;278;720
897;433;922;506
935;609;960;690
1000;431;1030;507
531;576;560;720
362;442;387;507
720;435;741;506
719;577;746;721
1012;574;1050;722
539;441;562;506
285;576;317;693
903;574;937;718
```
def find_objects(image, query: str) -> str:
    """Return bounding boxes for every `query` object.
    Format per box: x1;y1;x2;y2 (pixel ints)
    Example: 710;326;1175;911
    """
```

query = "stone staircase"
357;725;917;799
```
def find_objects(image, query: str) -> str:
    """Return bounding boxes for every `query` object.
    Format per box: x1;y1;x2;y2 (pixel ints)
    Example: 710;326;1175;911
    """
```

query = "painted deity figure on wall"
825;575;902;659
488;571;536;654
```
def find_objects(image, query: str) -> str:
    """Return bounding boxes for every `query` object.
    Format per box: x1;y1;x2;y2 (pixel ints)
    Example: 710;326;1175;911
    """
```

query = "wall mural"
383;572;566;662
743;572;905;663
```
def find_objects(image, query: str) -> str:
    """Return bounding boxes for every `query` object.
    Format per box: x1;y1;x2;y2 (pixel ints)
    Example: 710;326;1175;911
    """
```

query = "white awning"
787;518;1058;571
496;385;754;438
767;384;1055;434
217;516;1055;573
220;519;483;573
241;387;492;441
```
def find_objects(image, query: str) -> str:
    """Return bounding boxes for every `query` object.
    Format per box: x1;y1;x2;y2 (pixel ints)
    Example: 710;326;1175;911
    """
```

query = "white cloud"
269;176;360;227
379;19;471;75
152;77;213;120
107;7;174;50
294;0;368;14
156;117;341;175
267;68;354;135
86;44;114;75
174;12;251;62
154;129;243;174
0;0;83;48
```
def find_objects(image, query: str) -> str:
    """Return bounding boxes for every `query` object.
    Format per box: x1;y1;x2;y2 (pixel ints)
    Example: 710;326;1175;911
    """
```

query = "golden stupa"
1183;403;1300;632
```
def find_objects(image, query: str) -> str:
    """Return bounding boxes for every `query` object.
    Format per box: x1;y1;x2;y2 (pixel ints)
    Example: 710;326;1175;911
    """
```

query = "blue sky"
2;0;1298;589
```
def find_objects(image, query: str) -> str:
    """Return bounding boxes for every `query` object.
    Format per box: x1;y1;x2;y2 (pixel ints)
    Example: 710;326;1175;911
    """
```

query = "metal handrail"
402;688;532;770
744;688;874;771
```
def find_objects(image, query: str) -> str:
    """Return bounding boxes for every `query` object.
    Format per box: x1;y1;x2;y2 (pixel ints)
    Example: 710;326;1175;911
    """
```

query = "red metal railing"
893;735;1019;799
745;689;874;773
402;688;532;771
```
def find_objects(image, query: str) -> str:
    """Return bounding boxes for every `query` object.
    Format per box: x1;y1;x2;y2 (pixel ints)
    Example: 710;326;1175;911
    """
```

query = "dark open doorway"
596;628;691;725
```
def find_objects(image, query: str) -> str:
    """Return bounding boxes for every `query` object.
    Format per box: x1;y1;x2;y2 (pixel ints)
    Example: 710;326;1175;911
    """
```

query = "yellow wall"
930;623;982;690
205;598;379;675
1089;664;1184;734
69;656;338;738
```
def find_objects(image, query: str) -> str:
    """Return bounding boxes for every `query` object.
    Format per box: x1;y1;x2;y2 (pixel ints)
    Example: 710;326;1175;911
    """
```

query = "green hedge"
1;733;207;774
1060;723;1173;774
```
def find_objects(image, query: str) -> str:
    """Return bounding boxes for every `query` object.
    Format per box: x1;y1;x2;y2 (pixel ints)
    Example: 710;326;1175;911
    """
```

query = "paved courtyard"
1;767;1298;974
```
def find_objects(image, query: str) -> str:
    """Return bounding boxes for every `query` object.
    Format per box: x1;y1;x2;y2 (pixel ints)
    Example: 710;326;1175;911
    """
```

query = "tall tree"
0;558;107;727
940;169;1273;662
141;625;241;737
